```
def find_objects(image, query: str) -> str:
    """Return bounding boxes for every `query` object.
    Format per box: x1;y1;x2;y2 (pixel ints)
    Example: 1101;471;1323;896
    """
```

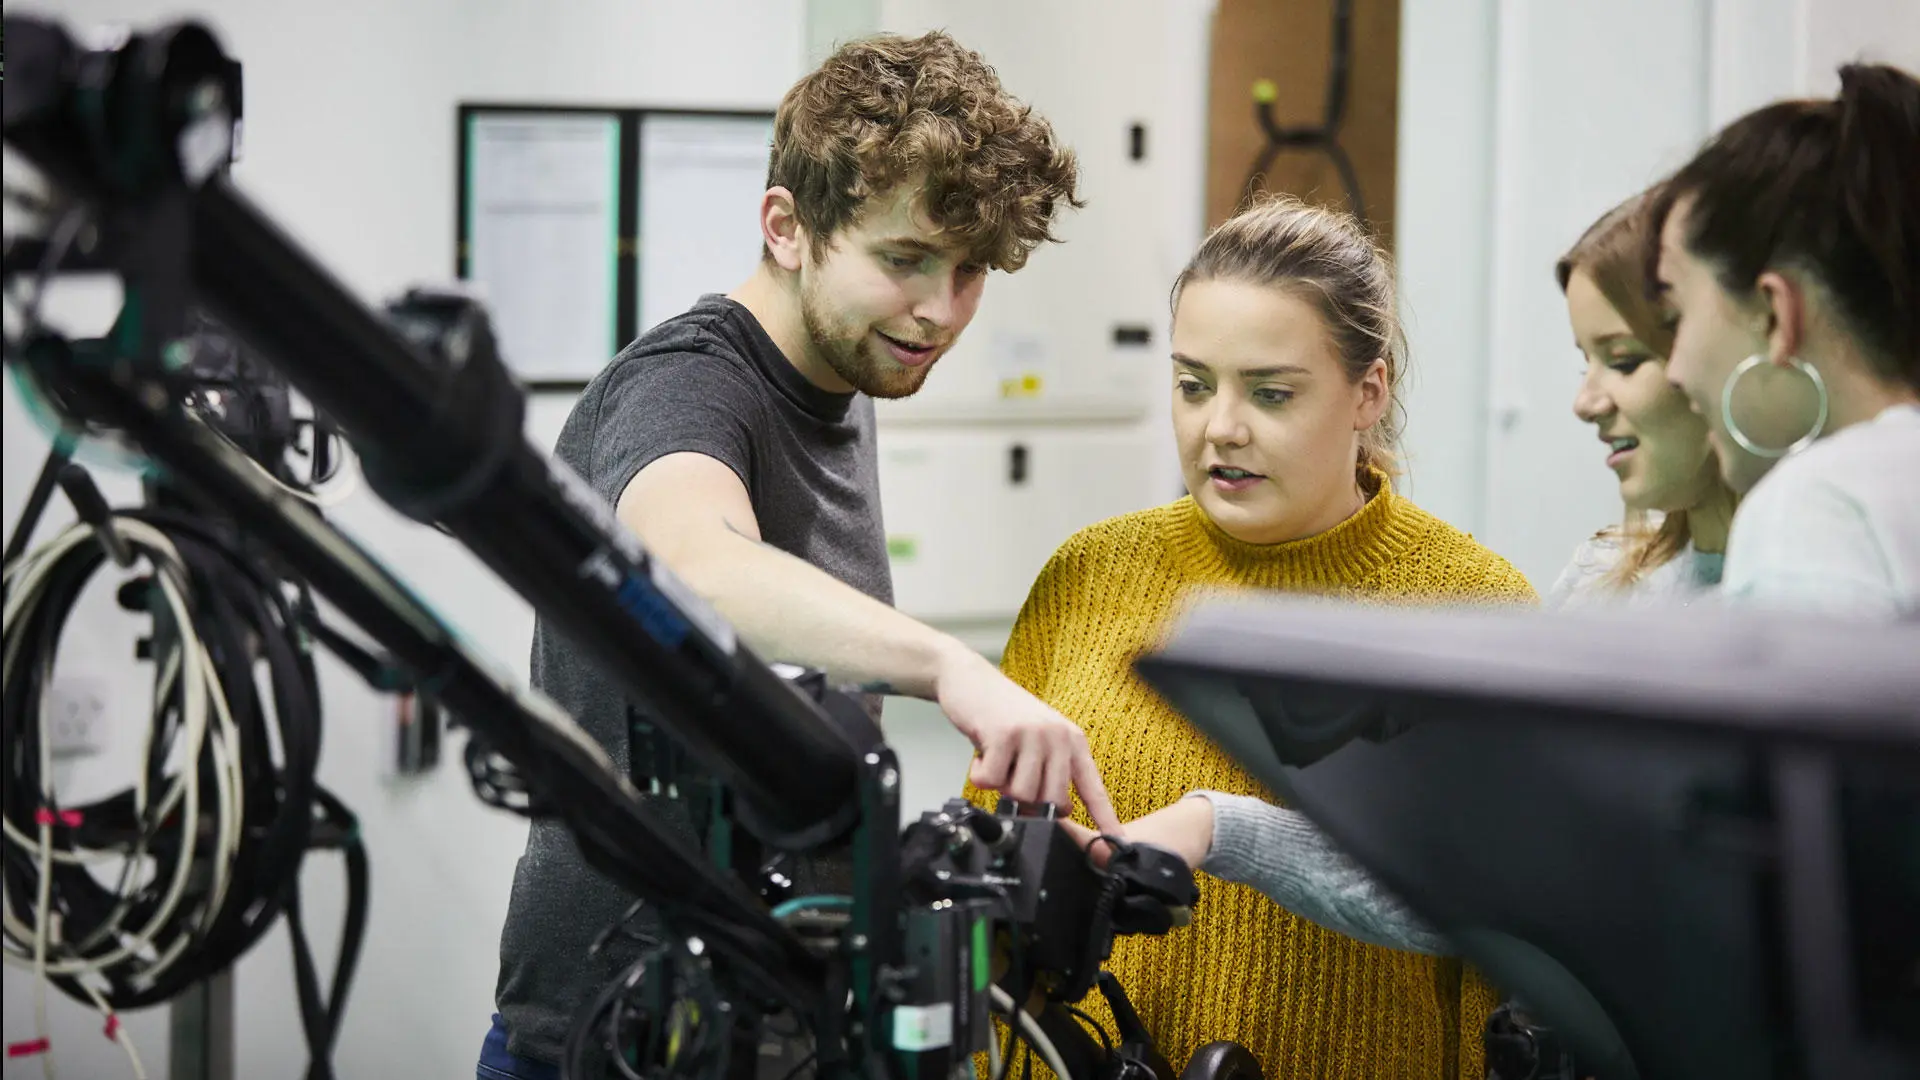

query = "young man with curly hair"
480;32;1110;1077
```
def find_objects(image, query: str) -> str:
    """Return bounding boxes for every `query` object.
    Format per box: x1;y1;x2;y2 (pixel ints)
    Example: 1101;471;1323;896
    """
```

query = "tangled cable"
1;493;365;1079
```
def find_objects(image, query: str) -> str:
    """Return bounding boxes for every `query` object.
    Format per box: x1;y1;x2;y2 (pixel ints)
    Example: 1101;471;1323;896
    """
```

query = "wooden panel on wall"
1206;0;1400;247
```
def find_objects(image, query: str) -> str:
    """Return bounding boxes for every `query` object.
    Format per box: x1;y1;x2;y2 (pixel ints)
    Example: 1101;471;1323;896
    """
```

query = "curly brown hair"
767;31;1082;272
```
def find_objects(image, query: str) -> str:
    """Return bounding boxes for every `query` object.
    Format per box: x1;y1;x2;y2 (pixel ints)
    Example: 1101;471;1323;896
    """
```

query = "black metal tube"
2;443;72;566
184;178;860;839
29;353;816;991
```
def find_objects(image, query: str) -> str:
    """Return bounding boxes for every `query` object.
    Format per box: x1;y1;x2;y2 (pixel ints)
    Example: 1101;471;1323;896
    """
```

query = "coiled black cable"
1;493;365;1078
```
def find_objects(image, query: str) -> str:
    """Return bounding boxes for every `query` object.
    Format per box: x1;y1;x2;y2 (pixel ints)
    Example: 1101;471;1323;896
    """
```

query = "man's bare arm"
621;452;958;696
616;452;1119;833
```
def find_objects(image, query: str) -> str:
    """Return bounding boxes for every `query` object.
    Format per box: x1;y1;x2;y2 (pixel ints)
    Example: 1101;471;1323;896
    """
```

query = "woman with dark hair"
1649;62;1920;616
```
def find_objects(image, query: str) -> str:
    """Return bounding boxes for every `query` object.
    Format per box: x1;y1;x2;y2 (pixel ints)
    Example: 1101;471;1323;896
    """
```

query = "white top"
1721;403;1920;619
1547;532;1725;610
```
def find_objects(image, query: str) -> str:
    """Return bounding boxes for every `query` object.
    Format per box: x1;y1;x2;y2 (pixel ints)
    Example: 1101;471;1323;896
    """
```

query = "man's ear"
760;186;807;272
1354;357;1390;430
1754;269;1806;366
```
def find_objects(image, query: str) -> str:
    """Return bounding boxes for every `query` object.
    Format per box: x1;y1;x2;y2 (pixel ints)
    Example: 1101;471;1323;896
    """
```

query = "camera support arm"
12;328;821;999
5;13;863;847
6;6;840;1002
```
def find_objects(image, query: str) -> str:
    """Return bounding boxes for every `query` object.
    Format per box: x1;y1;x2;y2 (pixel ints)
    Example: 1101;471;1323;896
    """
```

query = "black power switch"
1009;443;1030;485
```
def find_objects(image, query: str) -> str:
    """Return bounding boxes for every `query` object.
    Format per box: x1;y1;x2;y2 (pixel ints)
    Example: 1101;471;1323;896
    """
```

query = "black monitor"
1134;599;1920;1080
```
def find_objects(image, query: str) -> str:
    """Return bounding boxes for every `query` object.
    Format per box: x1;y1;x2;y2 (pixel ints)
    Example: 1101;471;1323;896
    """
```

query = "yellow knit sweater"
968;473;1537;1080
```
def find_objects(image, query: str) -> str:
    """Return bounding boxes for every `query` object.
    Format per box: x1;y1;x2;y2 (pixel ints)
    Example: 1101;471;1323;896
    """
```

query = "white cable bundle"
1;517;249;1080
990;985;1071;1080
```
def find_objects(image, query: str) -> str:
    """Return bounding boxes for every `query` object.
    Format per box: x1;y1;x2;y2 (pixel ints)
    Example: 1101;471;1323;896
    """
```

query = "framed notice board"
456;104;774;391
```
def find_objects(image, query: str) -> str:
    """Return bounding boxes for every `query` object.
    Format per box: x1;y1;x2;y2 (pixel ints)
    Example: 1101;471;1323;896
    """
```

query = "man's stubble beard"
799;273;936;401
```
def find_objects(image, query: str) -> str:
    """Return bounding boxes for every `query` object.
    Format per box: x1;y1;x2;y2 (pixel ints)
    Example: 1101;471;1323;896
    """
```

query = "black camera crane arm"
12;336;819;989
5;13;861;847
5;6;843;1003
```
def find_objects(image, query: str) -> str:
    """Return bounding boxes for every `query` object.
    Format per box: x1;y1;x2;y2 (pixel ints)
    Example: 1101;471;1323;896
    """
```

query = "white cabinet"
877;428;1169;622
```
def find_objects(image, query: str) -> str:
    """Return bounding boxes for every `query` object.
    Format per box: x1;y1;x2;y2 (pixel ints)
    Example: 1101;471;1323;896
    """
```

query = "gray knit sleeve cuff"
1189;790;1332;895
1184;790;1451;956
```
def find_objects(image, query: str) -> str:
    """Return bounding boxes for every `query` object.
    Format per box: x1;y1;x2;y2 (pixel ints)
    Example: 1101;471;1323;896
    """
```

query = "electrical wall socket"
46;676;111;758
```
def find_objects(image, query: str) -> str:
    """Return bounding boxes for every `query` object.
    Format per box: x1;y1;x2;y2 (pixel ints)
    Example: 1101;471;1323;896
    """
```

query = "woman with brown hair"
1549;193;1740;606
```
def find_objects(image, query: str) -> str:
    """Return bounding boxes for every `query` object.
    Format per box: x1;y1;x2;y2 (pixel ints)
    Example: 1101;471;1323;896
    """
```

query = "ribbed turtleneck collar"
1165;468;1424;590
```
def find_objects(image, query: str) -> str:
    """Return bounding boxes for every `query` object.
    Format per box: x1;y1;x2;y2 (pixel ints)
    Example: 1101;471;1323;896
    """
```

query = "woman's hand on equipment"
1060;795;1214;870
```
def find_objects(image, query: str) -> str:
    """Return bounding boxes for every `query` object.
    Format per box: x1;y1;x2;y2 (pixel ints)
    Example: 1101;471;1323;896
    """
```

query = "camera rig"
3;15;1224;1080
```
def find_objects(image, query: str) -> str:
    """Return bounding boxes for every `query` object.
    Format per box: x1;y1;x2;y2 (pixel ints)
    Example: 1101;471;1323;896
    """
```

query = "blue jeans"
477;1013;560;1080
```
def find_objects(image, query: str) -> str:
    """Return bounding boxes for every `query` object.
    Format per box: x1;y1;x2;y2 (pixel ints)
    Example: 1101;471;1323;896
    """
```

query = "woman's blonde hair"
1557;193;1735;589
1170;194;1406;481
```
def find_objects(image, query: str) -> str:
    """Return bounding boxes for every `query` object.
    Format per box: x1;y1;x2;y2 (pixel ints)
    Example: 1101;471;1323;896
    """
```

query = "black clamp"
1246;0;1365;222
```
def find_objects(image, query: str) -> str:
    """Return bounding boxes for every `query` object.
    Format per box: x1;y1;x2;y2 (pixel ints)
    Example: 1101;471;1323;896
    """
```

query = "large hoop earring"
1720;354;1828;459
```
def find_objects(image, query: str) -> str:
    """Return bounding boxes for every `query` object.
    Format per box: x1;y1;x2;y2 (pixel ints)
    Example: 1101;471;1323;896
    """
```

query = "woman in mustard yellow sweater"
970;196;1535;1080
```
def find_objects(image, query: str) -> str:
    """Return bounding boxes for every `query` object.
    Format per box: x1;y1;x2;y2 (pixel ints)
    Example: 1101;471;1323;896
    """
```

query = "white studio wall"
1708;0;1802;127
3;2;805;1078
1390;0;1501;541
1395;0;1721;591
1797;0;1920;97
